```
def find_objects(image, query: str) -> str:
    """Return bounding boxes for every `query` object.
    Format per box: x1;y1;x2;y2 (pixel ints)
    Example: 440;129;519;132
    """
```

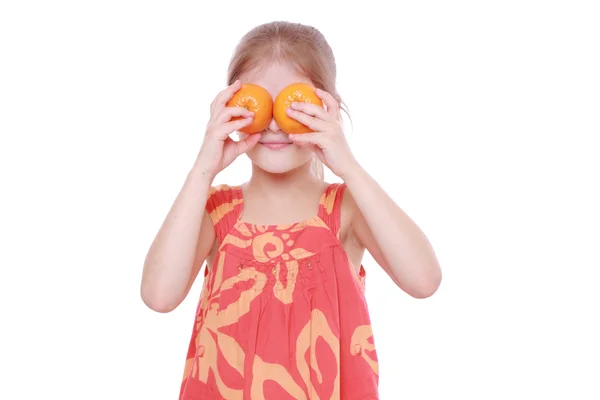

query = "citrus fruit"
226;83;273;134
273;83;324;134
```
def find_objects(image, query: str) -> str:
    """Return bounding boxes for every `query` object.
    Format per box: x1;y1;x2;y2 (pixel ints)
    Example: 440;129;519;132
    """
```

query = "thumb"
235;133;261;155
288;133;320;145
289;135;321;155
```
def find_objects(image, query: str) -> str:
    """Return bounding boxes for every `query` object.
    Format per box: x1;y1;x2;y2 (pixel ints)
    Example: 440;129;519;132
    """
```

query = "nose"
267;116;282;133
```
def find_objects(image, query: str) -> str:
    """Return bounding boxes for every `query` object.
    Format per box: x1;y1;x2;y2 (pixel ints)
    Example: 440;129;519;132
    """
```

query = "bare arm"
344;165;442;298
283;88;441;298
140;81;261;312
140;161;216;313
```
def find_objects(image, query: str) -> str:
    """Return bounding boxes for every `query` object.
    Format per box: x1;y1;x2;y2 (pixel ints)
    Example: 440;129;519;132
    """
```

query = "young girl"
141;21;441;400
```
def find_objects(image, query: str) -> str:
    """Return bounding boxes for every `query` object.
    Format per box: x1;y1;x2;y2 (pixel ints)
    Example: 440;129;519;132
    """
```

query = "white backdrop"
1;0;599;399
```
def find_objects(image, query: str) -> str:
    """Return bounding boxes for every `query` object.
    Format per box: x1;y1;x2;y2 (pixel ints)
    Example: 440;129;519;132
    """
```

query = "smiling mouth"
259;141;293;150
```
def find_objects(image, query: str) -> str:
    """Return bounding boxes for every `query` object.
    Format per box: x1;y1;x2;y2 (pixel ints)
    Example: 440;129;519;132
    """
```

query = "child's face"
238;62;315;175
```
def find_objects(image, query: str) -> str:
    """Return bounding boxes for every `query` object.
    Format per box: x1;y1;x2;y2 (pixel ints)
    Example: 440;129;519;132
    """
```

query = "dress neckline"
233;183;332;230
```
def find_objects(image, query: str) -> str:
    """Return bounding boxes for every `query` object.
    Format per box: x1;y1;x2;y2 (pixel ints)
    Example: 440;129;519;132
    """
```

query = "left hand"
286;88;359;179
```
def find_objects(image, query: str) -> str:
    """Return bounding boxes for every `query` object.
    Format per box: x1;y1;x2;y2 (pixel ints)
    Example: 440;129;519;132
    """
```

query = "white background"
1;0;599;399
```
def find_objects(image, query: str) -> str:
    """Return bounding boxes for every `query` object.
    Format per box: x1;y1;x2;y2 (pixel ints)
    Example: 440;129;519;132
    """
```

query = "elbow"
411;267;442;299
140;282;180;313
395;261;442;299
409;281;440;299
140;256;187;313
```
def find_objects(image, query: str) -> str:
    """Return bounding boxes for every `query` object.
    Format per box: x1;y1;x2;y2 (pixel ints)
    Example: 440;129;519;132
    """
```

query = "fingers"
286;108;325;131
288;135;325;162
215;106;254;124
222;133;260;164
206;106;254;139
210;79;242;116
315;88;340;120
290;102;329;121
221;117;254;135
288;132;321;145
291;139;321;153
234;132;261;155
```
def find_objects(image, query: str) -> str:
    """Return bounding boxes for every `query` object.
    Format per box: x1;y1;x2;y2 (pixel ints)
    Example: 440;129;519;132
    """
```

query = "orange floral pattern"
179;184;379;399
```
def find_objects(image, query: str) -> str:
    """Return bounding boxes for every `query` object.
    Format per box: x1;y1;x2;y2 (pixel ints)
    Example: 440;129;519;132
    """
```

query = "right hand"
196;80;261;179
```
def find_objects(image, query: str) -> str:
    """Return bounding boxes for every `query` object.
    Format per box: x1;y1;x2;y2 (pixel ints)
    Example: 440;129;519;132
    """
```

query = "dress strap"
317;183;347;238
205;184;243;244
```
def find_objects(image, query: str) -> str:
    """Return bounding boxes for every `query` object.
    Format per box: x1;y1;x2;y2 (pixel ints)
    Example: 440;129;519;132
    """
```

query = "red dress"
179;183;379;399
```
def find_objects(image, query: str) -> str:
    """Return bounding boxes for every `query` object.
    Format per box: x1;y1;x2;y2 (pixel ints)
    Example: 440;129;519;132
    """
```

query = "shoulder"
318;182;356;242
207;183;242;201
206;183;243;222
208;183;238;196
320;182;345;207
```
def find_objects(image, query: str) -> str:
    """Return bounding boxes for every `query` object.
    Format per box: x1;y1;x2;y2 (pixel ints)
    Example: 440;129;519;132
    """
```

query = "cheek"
295;145;314;158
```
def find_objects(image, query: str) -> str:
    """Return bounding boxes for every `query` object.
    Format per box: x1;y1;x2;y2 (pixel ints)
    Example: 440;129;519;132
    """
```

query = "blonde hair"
226;21;348;180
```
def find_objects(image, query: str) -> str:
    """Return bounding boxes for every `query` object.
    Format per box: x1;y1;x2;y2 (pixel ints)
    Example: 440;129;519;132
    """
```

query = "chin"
246;146;312;175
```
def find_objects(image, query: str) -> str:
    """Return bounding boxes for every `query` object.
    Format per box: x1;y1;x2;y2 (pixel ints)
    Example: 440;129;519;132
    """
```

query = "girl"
141;21;441;400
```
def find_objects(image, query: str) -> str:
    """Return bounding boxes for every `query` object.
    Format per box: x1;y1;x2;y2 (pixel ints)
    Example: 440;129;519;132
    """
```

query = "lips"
259;141;292;150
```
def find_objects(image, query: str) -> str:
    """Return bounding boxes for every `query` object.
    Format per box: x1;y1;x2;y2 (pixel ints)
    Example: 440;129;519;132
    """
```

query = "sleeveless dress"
179;183;379;399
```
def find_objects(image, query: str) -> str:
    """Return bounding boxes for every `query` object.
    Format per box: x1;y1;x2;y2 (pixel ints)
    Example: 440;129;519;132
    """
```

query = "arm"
343;165;442;298
140;80;261;312
140;160;216;313
284;89;441;297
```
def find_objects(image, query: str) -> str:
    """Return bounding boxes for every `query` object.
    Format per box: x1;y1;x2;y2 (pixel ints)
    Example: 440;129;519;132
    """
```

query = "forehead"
240;62;313;97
